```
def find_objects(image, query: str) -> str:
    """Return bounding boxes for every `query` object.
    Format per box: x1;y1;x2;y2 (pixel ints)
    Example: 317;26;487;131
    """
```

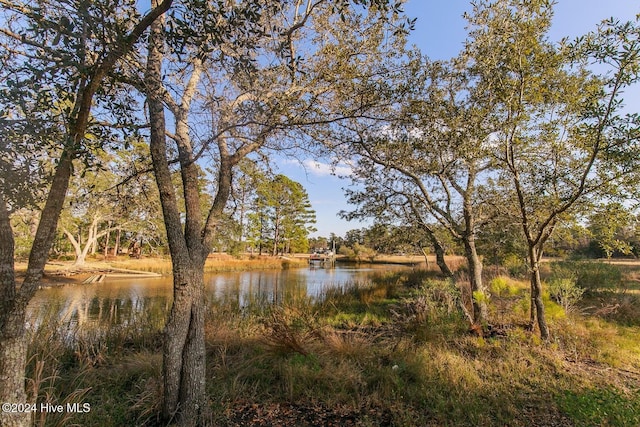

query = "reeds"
109;255;307;274
24;266;640;426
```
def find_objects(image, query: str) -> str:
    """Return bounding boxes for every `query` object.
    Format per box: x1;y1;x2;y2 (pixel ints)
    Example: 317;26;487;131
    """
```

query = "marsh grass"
25;266;640;426
110;255;307;274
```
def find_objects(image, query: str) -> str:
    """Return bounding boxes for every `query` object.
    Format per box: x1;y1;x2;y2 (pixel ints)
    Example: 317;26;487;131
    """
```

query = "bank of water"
28;264;407;332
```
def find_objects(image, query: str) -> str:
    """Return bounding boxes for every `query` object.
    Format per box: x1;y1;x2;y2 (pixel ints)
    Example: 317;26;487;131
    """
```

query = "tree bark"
1;149;74;427
0;196;31;427
463;236;487;326
428;233;453;277
527;246;549;339
104;220;112;258
0;332;29;427
162;266;206;425
419;246;431;270
63;215;109;266
114;226;121;256
145;4;207;424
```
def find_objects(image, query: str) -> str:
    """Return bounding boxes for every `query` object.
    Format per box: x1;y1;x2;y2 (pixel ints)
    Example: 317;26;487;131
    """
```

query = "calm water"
27;265;405;330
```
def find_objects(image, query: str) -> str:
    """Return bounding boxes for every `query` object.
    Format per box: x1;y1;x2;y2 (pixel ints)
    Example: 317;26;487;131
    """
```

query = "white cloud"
303;159;352;177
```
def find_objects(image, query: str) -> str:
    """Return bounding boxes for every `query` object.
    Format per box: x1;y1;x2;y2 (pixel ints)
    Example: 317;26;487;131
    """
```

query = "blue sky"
279;0;640;238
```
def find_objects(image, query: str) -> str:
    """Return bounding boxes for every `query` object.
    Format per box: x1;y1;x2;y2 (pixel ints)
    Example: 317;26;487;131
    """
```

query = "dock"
82;268;162;284
308;252;335;267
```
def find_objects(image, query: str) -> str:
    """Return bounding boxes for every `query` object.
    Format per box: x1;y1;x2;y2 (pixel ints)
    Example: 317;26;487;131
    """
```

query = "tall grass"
110;255;307;274
25;267;640;426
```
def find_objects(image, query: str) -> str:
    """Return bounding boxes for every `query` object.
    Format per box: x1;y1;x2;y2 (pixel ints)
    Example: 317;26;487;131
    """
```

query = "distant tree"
59;160;122;265
544;220;591;259
248;175;316;255
587;203;635;258
228;160;266;253
344;228;366;247
309;236;329;252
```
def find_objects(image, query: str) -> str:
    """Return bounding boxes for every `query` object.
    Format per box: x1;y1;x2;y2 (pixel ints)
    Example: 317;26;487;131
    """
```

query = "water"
27;265;405;330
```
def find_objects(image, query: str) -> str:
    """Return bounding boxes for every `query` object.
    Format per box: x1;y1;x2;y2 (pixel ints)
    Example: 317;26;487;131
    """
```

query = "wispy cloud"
303;159;352;177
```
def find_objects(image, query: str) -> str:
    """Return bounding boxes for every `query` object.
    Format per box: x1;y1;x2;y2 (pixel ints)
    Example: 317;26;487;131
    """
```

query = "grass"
109;255;308;275
25;264;640;426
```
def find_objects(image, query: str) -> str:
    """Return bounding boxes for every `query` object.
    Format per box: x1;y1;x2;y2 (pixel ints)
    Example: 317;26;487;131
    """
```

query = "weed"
548;278;585;314
550;261;623;293
557;387;640;426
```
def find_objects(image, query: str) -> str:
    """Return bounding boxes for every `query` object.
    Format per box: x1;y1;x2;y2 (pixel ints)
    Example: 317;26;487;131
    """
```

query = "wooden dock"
82;268;162;284
308;253;335;267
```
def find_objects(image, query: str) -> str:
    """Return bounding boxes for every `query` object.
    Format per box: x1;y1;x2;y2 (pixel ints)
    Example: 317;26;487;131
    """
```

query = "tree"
0;0;172;425
59;160;122;265
473;0;640;338
342;50;493;326
142;0;407;424
248;174;316;255
587;202;635;258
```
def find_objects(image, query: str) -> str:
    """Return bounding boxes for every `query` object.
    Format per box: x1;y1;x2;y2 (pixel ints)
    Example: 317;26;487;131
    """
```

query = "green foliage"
338;245;355;258
587;203;635;258
541;291;567;321
247;174;316;255
547;278;585;314
472;290;490;305
557;387;640;427
353;242;377;262
551;261;622;292
502;254;528;278
489;277;509;297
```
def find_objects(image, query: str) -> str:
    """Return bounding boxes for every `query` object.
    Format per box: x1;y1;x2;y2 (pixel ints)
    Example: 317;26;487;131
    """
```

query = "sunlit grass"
24;264;640;426
109;255;307;274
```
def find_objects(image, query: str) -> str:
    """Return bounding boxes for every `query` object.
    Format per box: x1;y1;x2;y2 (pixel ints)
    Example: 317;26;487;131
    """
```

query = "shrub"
550;261;622;293
503;254;527;278
415;279;462;321
489;276;519;297
338;246;355;258
547;278;584;314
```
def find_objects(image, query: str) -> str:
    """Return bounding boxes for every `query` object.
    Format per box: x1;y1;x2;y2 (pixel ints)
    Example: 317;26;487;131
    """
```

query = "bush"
413;279;462;322
338;246;355;258
489;276;519;298
548;278;584;314
502;254;527;278
550;261;622;293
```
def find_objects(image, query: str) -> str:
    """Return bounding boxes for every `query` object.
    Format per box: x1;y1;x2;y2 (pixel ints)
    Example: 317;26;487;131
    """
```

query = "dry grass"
23;265;640;426
110;255;307;274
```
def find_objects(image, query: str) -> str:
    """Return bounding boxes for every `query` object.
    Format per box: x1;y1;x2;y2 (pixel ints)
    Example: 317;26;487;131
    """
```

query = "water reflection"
28;265;404;330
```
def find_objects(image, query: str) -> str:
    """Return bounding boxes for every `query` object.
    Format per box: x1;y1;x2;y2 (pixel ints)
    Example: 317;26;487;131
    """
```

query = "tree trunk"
419;246;431;270
429;234;453;277
146;3;207;424
114;226;121;256
0;197;31;427
1;151;74;427
104;220;112;259
463;237;487;326
162;267;206;426
528;246;549;339
0;320;30;427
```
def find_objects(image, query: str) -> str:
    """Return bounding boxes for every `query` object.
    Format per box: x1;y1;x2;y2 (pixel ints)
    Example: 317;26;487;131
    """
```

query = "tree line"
9;155;317;263
323;203;640;267
1;0;638;426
